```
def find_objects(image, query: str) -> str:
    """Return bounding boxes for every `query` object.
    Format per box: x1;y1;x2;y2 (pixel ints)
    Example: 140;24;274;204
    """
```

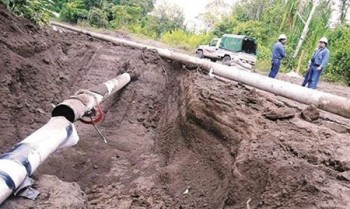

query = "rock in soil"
301;105;320;121
264;107;296;120
337;171;350;181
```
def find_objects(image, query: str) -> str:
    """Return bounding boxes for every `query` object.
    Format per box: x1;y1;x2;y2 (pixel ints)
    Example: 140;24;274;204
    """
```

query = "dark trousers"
302;69;311;86
302;65;322;89
268;59;281;78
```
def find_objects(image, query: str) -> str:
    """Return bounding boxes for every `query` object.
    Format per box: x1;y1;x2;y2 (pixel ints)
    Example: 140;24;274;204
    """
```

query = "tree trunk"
340;0;349;24
292;0;318;58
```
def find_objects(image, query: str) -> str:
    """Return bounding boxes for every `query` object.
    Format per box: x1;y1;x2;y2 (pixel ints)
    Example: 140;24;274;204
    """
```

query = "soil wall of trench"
1;3;350;208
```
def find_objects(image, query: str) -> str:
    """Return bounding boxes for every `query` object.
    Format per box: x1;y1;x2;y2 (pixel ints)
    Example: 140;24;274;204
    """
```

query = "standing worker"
268;34;287;78
302;37;330;89
302;47;318;87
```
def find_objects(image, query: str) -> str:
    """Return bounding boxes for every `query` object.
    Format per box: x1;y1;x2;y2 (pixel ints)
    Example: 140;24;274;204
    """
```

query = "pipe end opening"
52;105;75;122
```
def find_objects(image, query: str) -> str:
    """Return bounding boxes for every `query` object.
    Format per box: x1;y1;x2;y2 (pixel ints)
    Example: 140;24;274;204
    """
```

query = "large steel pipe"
0;117;78;204
51;21;350;119
52;72;131;122
0;73;131;205
210;64;350;118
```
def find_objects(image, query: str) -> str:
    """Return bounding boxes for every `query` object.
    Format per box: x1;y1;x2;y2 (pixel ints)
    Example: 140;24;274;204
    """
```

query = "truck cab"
196;34;258;65
195;38;221;61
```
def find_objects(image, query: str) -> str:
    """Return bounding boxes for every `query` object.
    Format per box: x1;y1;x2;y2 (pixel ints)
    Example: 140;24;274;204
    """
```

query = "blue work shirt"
272;42;286;60
311;47;330;69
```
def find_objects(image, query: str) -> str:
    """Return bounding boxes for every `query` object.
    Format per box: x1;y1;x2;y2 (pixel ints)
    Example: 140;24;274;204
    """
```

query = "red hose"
80;104;103;124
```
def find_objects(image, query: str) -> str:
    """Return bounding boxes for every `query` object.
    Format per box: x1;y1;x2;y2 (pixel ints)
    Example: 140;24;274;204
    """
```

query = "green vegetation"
325;25;350;84
1;0;54;26
162;29;214;51
1;0;350;84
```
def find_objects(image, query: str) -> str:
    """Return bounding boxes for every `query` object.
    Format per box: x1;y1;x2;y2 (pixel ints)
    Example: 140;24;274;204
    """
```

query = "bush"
129;24;157;39
60;1;88;23
162;29;214;51
323;26;350;85
88;7;108;28
106;5;141;29
1;0;53;26
77;19;90;28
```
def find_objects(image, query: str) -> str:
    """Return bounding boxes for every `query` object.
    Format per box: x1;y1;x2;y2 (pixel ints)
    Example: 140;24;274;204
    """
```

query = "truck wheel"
222;55;231;66
210;59;217;62
196;50;204;58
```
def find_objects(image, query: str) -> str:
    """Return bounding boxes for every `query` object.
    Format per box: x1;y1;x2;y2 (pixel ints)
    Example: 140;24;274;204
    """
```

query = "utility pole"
293;0;319;58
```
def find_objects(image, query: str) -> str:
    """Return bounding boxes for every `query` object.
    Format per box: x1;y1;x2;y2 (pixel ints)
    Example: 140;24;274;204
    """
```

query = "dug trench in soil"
2;4;350;208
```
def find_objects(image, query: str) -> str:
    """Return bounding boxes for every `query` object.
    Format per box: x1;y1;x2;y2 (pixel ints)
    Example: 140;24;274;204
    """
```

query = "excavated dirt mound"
1;174;88;209
2;4;350;208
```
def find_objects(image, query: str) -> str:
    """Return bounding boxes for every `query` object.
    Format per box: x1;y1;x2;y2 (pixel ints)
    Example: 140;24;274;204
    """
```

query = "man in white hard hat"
302;37;330;89
268;34;287;78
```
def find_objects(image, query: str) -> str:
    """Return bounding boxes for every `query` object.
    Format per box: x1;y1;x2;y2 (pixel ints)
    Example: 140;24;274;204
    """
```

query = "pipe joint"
52;90;102;122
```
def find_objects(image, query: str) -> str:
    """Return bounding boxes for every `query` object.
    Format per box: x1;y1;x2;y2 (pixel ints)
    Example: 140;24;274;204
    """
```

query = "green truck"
196;34;258;66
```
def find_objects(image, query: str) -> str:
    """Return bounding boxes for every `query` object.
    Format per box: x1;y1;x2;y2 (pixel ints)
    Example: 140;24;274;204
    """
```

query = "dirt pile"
1;3;350;208
1;175;87;209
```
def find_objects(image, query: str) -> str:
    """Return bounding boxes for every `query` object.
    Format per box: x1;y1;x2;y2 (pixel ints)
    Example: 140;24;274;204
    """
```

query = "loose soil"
1;4;350;208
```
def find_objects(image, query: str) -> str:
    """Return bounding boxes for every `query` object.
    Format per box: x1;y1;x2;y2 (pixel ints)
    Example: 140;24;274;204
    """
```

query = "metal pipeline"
51;21;350;119
0;73;131;204
52;73;131;122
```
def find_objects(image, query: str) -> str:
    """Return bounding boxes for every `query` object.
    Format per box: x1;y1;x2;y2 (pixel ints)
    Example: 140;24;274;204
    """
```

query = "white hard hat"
279;34;287;40
319;37;328;44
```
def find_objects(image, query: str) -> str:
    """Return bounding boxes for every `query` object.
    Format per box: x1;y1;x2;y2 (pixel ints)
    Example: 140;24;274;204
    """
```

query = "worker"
302;37;330;89
302;47;318;87
268;34;287;78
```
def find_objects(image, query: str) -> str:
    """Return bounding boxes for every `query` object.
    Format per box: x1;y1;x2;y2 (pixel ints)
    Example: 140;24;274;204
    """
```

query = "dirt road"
1;4;350;208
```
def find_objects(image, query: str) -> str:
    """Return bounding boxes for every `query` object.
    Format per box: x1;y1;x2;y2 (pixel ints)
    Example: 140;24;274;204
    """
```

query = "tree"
316;25;350;84
60;0;89;23
150;0;185;38
88;7;107;27
232;0;277;21
52;0;68;12
107;5;142;28
339;0;350;24
292;0;319;58
84;0;103;10
198;0;232;31
120;0;154;15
